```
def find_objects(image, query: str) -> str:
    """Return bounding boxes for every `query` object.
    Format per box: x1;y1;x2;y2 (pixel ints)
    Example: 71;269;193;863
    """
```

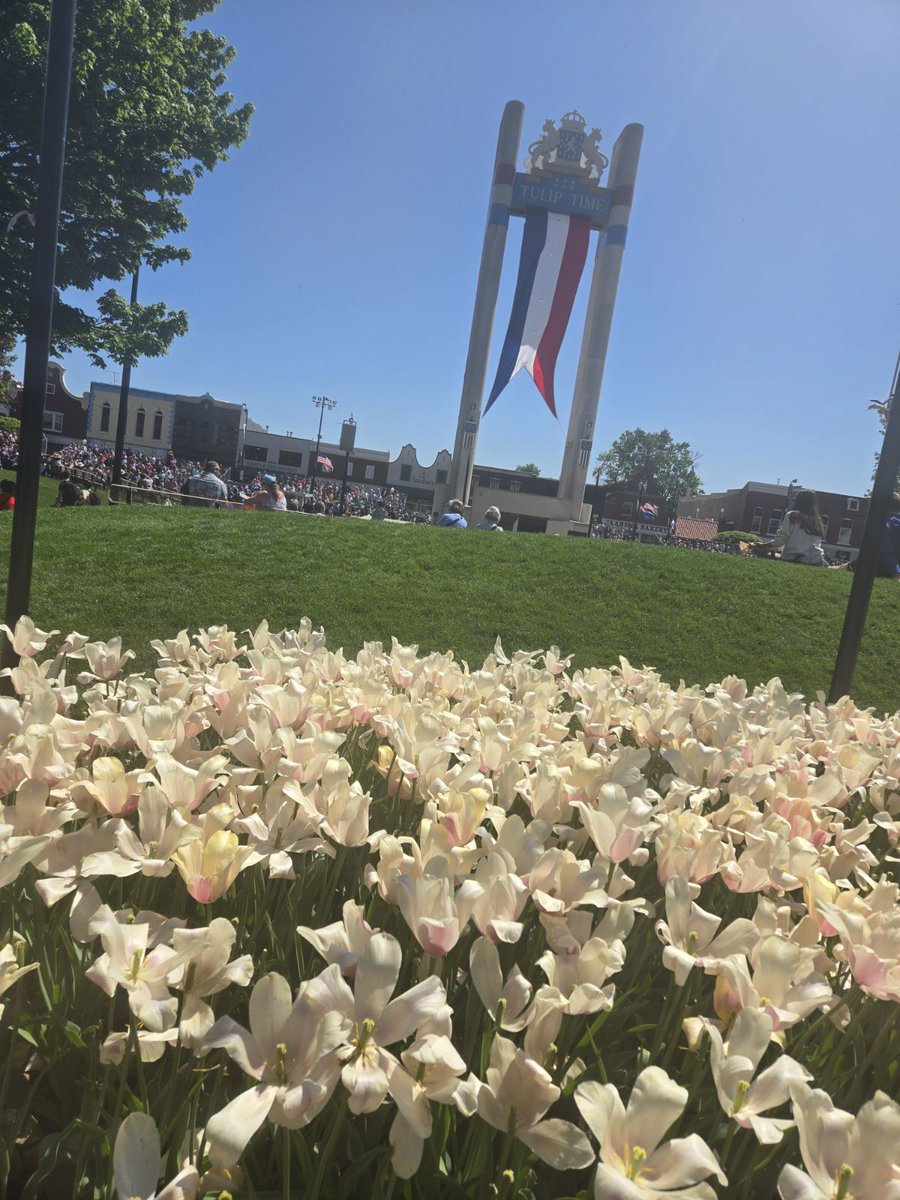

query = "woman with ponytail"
756;489;827;565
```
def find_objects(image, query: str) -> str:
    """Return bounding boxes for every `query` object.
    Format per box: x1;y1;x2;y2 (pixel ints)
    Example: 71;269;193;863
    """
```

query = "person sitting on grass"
475;505;503;531
753;489;826;565
55;472;83;507
0;479;14;511
244;474;286;511
436;498;467;528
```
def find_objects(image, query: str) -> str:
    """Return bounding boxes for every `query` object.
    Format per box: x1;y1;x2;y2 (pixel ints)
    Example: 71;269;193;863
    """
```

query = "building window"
436;469;447;484
846;497;860;511
622;501;633;515
135;408;146;438
750;506;763;533
838;522;853;546
509;481;520;493
152;411;163;440
490;477;501;489
45;383;56;395
767;509;783;535
400;464;412;482
365;465;375;480
279;450;304;468
821;515;829;539
100;402;111;433
43;411;64;433
244;444;266;462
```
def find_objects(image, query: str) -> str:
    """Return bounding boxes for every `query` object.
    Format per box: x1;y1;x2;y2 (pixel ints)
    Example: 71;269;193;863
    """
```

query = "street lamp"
786;478;798;509
309;395;336;490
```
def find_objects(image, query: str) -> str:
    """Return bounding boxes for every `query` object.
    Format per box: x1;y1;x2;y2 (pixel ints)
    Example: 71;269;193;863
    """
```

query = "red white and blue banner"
484;209;591;418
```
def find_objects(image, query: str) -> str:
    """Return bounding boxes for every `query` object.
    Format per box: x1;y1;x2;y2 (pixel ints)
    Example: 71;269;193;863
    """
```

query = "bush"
714;529;764;545
0;415;20;433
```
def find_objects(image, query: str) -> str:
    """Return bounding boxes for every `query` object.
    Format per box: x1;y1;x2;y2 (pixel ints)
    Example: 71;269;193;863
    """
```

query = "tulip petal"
113;1112;160;1200
205;1084;277;1167
355;932;401;1023
519;1118;595;1170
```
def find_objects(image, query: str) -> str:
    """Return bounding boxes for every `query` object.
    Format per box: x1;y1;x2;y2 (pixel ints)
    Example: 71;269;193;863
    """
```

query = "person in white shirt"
755;489;826;565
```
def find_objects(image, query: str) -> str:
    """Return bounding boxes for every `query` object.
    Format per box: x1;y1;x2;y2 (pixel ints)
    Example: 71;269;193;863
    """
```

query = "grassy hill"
0;498;897;713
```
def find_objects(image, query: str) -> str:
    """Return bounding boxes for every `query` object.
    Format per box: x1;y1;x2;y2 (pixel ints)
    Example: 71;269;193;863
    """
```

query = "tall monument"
442;103;643;534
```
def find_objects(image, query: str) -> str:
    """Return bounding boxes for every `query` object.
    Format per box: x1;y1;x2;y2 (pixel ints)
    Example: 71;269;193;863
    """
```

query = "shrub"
714;529;764;545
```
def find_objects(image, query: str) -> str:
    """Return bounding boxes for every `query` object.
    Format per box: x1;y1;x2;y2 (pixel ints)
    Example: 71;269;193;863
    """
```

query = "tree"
0;1;253;361
594;428;702;503
515;462;541;476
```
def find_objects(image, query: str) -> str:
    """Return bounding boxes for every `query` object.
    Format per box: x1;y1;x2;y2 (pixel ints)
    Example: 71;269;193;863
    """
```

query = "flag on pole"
484;209;591;418
639;502;659;521
317;455;334;473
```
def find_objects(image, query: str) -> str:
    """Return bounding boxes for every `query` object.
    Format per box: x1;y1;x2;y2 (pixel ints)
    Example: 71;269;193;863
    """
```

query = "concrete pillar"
558;124;643;512
444;101;524;507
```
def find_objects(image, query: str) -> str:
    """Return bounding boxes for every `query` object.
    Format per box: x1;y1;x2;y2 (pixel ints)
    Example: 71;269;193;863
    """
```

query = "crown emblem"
524;110;609;184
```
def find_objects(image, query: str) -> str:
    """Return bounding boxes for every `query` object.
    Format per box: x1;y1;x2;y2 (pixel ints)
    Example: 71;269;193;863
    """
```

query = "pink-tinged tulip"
0;943;38;1018
236;794;327;878
656;877;759;986
707;1008;810;1144
575;1066;726;1199
203;972;349;1166
171;830;253;904
297;900;375;978
818;894;900;1002
273;724;345;784
778;1084;900;1200
302;931;447;1118
74;638;135;681
113;1112;198;1200
467;852;529;944
0;616;58;658
465;1036;594;1170
150;629;192;665
312;761;372;847
710;938;832;1032
395;861;476;957
573;785;653;863
654;810;732;885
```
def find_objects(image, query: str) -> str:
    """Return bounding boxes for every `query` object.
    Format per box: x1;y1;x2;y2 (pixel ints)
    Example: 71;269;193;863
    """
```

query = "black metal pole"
339;450;350;514
310;403;324;492
3;0;78;676
828;353;900;702
111;264;140;486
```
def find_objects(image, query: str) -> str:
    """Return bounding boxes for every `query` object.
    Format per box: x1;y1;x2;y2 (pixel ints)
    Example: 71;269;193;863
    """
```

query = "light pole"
111;264;141;486
309;395;336;491
786;478;798;511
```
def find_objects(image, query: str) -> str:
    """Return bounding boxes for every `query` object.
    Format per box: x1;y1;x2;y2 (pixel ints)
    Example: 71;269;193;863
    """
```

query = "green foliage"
0;0;253;357
714;530;764;545
0;416;20;433
0;482;897;714
91;285;188;368
515;462;541;476
594;428;702;503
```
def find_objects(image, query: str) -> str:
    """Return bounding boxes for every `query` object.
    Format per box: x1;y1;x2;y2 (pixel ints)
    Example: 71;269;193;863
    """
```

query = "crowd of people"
5;438;900;576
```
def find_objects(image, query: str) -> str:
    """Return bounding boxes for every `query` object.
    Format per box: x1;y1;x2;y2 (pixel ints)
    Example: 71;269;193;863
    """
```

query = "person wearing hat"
244;473;286;511
187;460;228;508
436;498;467;528
475;505;503;531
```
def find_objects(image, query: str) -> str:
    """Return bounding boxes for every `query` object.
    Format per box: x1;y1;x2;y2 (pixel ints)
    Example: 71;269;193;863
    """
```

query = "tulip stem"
282;1123;291;1200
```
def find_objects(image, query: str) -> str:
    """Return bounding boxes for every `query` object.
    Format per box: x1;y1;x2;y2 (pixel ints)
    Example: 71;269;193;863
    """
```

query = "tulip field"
0;614;897;1199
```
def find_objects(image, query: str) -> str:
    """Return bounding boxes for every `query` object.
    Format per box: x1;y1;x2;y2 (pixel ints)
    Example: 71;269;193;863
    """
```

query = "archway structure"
440;102;643;534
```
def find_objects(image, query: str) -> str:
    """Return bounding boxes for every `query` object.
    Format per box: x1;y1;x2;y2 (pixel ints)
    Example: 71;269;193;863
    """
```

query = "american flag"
639;502;659;520
463;421;478;450
317;455;334;472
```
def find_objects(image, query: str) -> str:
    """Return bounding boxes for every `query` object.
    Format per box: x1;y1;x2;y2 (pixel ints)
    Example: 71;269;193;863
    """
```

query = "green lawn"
0;495;898;713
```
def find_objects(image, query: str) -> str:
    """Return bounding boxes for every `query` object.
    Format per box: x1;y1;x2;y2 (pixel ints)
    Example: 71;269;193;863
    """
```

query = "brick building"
14;363;88;451
679;481;869;563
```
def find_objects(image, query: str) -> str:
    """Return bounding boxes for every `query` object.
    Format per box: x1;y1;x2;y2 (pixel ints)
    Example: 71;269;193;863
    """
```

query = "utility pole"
3;0;78;681
309;395;336;491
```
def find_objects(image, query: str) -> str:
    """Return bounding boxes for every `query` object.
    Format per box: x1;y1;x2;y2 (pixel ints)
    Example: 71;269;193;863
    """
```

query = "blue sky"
51;0;900;494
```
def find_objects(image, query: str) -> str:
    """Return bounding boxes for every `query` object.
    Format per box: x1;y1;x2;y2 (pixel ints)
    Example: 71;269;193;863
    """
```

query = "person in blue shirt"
436;499;467;527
